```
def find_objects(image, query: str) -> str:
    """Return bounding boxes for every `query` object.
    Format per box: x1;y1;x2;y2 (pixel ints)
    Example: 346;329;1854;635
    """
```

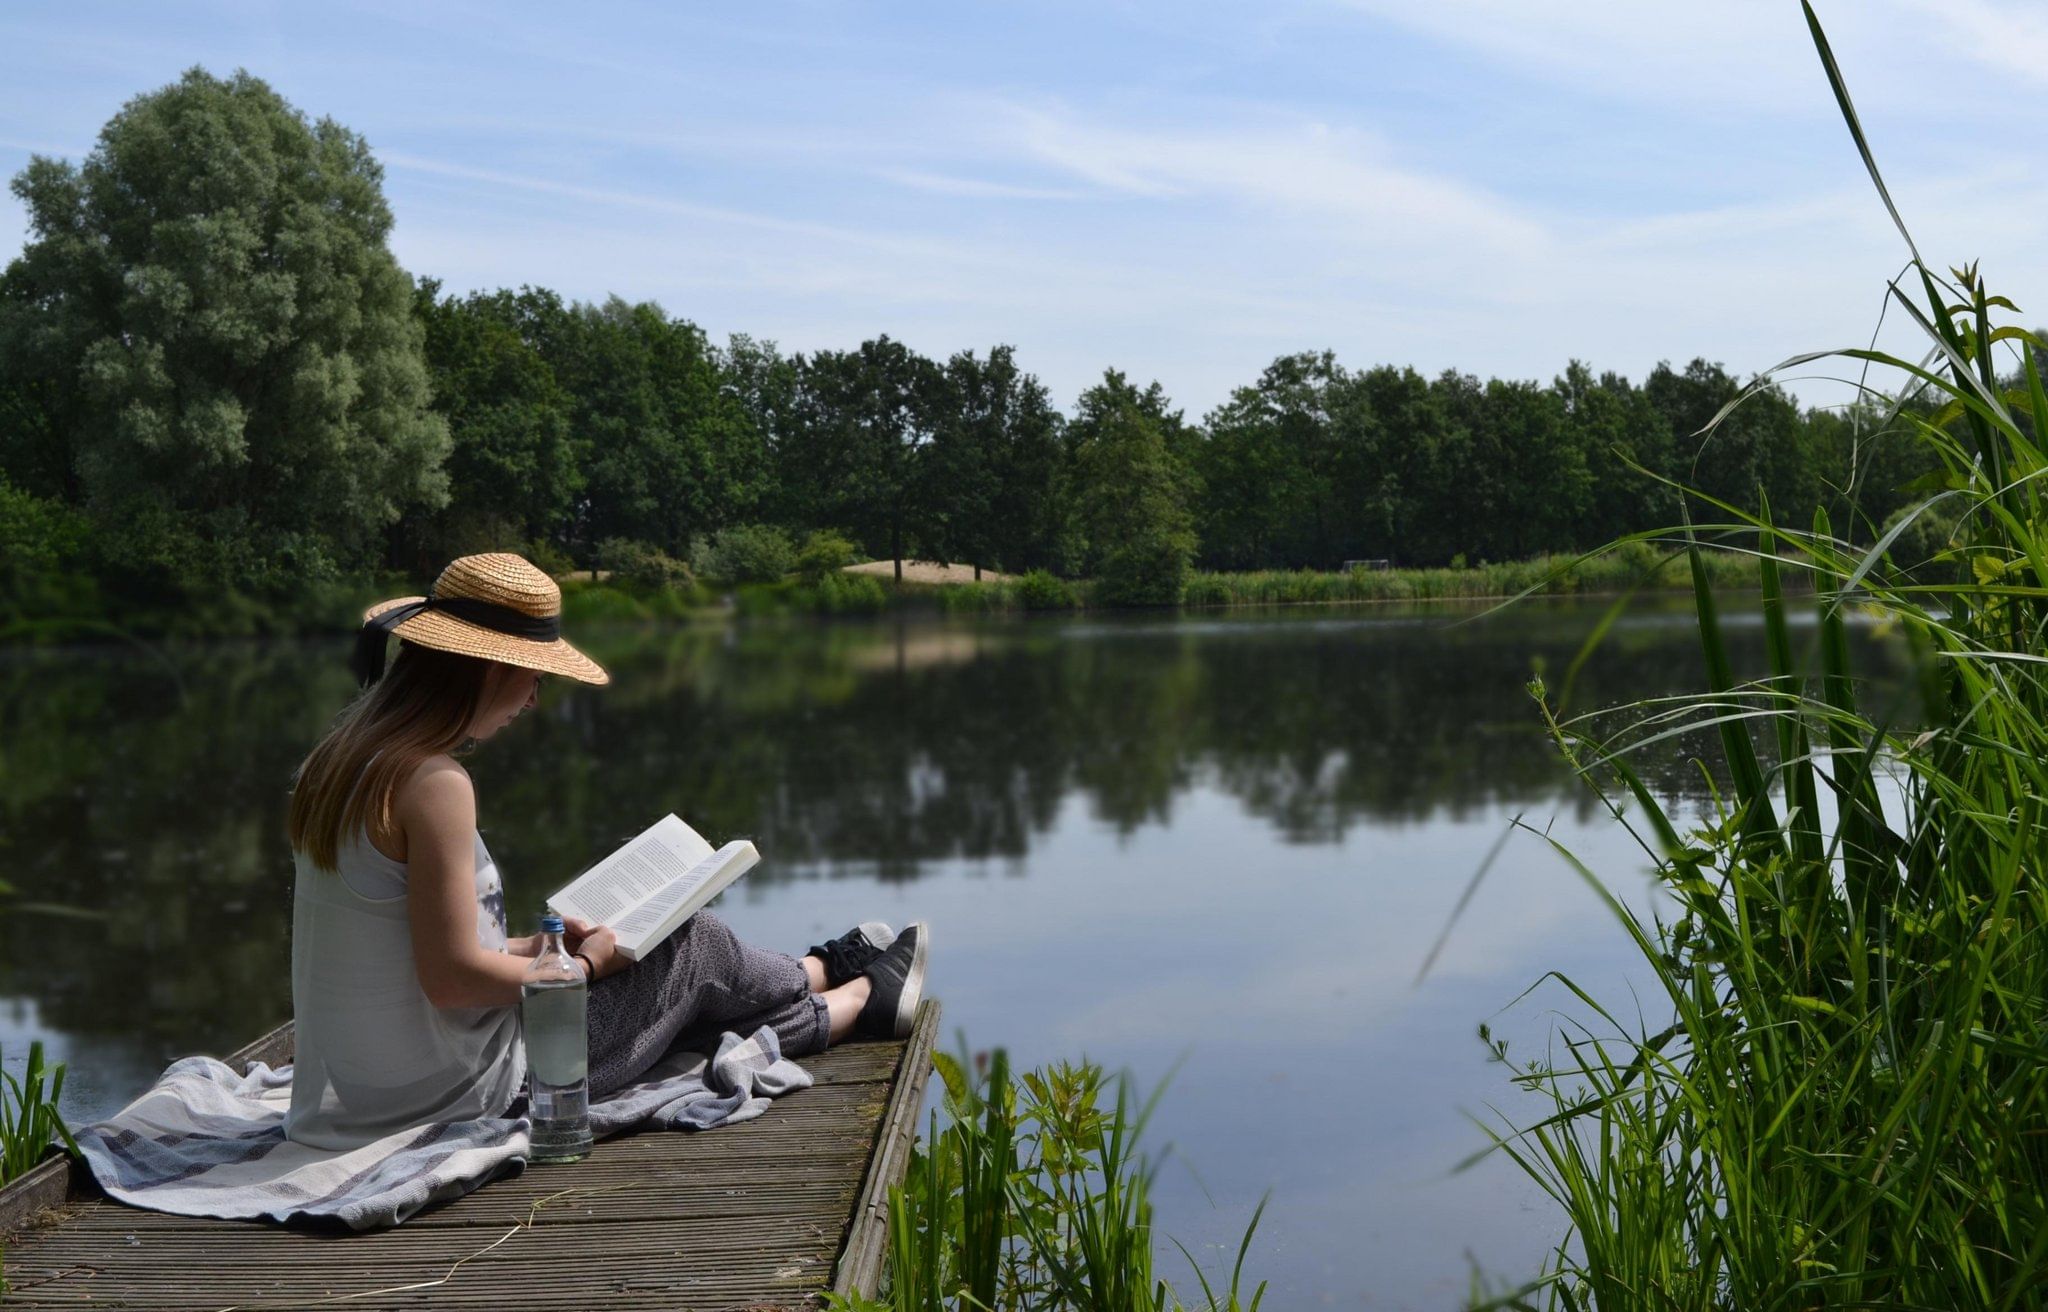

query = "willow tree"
0;67;448;596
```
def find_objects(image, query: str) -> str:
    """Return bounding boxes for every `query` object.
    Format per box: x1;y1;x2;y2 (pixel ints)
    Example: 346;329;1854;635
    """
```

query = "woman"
281;552;927;1149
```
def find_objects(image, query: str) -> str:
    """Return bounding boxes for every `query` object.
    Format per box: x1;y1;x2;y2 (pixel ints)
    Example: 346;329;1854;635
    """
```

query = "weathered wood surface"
2;1001;938;1310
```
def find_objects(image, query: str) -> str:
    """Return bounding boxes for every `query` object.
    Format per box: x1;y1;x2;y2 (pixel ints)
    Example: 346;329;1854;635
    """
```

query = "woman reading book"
280;552;928;1149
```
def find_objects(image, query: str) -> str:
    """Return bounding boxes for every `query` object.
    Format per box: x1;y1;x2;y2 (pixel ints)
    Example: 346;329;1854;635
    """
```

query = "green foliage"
1015;569;1079;610
1072;372;1199;607
1481;22;2048;1305
597;537;695;593
1877;494;1964;582
692;523;798;585
796;530;859;582
825;1047;1265;1312
800;571;889;614
926;346;1067;574
0;67;448;604
0;474;93;622
1;1040;78;1186
521;536;577;579
556;577;656;626
783;337;944;568
1179;545;1757;608
412;281;580;556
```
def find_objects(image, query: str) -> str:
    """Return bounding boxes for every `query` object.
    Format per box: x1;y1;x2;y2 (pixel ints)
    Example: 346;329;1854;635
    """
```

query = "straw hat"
353;553;609;687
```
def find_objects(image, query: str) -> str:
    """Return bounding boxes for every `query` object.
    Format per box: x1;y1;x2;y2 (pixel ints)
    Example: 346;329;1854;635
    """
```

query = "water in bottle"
521;914;592;1162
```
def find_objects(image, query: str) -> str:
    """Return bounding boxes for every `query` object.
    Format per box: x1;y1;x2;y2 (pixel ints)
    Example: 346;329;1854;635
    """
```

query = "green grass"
765;544;1767;618
1474;10;2048;1307
827;1047;1265;1312
1181;543;1764;609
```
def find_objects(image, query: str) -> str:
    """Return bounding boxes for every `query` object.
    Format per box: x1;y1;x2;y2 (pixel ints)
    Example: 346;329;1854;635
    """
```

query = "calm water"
0;598;1901;1306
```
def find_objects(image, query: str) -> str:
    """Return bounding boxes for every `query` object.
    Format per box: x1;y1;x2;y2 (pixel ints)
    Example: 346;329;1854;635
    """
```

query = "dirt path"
843;560;1012;584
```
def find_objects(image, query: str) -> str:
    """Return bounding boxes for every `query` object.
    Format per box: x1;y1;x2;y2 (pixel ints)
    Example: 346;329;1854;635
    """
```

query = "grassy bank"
917;540;1770;615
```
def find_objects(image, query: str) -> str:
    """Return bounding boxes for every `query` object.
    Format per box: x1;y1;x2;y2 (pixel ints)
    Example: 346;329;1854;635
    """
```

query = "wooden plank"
0;998;925;1301
222;1021;296;1073
4;1018;924;1309
0;1026;889;1239
0;1155;87;1238
0;1022;299;1238
832;997;942;1298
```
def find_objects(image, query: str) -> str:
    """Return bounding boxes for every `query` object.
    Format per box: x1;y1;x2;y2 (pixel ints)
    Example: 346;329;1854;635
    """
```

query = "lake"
0;596;1899;1306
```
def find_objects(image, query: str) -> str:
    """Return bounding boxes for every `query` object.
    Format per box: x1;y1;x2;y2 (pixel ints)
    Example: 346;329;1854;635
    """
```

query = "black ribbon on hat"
350;595;562;687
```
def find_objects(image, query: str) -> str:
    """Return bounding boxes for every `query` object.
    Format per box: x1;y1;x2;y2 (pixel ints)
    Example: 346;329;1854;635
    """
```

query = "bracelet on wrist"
574;951;597;981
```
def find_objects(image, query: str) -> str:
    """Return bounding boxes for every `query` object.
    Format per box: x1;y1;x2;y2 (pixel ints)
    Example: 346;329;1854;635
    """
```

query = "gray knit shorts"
585;910;830;1098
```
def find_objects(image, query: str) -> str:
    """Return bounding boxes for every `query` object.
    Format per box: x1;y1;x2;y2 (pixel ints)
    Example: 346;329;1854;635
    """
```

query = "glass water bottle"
521;914;591;1162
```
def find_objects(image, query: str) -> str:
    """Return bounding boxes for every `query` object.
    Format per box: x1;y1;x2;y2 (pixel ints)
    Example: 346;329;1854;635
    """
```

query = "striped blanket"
74;1027;810;1231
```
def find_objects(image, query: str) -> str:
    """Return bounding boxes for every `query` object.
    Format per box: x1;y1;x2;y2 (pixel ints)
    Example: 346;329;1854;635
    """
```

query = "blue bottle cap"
540;913;565;934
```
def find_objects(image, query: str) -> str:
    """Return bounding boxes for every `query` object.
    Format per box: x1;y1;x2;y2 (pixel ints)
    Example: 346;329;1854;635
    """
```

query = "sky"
4;0;2047;418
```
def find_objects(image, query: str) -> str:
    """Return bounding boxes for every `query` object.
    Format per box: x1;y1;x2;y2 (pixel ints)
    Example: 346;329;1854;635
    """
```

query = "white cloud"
875;168;1085;202
998;102;1552;259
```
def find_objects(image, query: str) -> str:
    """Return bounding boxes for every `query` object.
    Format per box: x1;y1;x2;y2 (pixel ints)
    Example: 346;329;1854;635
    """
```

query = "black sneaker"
857;922;928;1040
808;921;897;989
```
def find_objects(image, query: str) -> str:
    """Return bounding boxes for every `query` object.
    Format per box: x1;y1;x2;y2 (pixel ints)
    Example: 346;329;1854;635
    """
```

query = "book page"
548;815;714;925
611;840;759;958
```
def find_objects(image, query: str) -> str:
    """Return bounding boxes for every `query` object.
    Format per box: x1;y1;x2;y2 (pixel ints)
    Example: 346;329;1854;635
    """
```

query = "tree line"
0;68;1941;626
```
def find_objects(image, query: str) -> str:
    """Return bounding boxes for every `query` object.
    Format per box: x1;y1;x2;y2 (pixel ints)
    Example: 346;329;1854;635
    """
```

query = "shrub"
558;578;653;625
0;477;92;622
1879;498;1965;583
795;530;858;583
692;524;797;584
1008;570;1073;610
1093;535;1194;607
523;537;577;579
596;538;695;592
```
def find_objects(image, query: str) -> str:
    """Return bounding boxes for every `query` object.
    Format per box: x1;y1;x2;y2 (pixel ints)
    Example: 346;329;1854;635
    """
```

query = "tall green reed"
1478;8;2048;1307
2;1040;78;1186
830;1047;1266;1312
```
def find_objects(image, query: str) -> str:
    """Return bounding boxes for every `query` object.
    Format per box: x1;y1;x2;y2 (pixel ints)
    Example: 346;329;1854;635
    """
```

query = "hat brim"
364;596;610;686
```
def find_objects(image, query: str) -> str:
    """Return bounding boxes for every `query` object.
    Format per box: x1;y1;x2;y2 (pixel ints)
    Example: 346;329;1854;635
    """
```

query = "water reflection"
0;598;1900;1116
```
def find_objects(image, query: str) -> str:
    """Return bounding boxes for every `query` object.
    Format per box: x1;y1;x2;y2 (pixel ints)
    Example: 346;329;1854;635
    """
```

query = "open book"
547;814;759;962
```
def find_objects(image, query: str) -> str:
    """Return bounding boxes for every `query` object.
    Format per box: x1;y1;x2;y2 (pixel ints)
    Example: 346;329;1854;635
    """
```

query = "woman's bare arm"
399;759;541;1009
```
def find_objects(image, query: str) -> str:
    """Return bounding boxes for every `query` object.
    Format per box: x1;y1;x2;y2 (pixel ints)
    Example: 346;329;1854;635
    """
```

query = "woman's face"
470;663;542;741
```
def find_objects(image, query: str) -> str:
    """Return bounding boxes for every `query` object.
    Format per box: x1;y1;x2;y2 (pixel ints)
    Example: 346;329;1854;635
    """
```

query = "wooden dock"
0;1000;939;1310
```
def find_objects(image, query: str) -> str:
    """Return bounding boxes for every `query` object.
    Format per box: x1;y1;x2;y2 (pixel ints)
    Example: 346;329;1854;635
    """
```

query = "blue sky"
4;1;2046;417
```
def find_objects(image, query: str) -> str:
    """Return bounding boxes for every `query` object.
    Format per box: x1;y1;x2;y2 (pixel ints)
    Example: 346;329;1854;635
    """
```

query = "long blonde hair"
288;644;494;870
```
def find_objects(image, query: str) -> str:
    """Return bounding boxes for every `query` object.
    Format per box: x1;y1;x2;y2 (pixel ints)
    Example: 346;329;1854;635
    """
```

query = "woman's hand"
562;917;625;980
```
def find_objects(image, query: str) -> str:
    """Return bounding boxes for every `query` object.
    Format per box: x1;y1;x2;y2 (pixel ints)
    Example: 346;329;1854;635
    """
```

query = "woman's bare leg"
822;977;872;1043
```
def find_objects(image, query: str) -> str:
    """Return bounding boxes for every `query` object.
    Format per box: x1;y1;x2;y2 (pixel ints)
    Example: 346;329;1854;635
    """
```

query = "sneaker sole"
892;922;929;1039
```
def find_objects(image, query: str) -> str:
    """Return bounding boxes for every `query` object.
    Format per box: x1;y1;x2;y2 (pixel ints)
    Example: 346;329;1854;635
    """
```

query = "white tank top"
284;824;525;1149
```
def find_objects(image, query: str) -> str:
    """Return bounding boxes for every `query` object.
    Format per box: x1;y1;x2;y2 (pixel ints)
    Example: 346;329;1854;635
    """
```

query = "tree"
1070;371;1198;604
927;346;1063;577
718;333;800;520
1559;361;1678;548
1340;365;1445;565
1476;376;1587;558
413;282;579;562
0;67;449;597
513;293;765;559
784;337;944;581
